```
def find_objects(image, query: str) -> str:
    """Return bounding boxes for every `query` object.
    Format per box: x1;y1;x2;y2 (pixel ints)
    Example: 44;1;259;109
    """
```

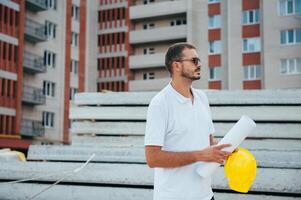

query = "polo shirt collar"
167;82;196;104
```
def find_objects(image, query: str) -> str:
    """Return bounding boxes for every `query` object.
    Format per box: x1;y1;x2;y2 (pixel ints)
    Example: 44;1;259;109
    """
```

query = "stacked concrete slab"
0;90;301;199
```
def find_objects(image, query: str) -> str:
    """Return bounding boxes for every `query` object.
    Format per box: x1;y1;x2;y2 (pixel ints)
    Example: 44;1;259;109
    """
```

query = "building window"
45;21;56;39
70;87;78;100
46;0;57;10
143;47;155;54
243;9;260;25
42;111;54;128
143;72;155;80
148;48;155;54
208;15;221;29
208;0;220;3
44;50;56;68
43;81;55;97
281;58;301;74
71;32;79;47
170;19;187;26
70;60;78;74
280;28;301;45
72;4;79;21
279;0;301;16
143;0;155;4
209;67;222;80
243;37;261;53
209;40;221;54
243;65;261;80
143;23;155;30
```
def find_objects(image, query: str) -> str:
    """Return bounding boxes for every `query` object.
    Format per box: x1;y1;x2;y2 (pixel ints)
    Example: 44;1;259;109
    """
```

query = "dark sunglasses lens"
193;58;200;65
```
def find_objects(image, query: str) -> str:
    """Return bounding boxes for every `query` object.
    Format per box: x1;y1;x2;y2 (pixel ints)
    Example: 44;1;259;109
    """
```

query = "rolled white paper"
197;115;256;178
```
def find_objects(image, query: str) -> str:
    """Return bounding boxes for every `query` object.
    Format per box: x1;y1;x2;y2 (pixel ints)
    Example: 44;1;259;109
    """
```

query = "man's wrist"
192;151;202;162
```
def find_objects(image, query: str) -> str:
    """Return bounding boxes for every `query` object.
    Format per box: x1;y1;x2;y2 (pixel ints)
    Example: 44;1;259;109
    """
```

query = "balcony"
129;78;170;91
99;1;127;11
21;119;45;137
22;85;46;105
25;0;47;12
129;53;165;69
130;0;186;20
23;51;46;74
25;18;47;43
130;25;187;44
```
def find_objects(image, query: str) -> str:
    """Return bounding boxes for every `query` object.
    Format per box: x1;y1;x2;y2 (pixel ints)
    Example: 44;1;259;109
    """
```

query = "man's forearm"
145;143;231;168
146;149;198;168
148;135;219;168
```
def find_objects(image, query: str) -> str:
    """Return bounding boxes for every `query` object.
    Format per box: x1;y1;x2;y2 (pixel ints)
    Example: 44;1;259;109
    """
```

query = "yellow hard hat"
224;147;257;193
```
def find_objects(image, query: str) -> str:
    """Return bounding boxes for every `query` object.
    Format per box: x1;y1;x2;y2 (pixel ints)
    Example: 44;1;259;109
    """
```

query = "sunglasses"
176;57;201;66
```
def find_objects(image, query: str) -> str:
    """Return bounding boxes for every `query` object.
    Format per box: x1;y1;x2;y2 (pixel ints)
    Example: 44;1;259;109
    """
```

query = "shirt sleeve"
144;103;167;147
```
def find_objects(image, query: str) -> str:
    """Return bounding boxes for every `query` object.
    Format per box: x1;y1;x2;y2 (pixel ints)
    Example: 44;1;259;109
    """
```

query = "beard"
181;68;201;80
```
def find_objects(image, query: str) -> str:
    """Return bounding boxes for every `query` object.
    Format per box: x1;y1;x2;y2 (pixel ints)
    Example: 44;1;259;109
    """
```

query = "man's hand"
194;144;231;164
209;134;238;153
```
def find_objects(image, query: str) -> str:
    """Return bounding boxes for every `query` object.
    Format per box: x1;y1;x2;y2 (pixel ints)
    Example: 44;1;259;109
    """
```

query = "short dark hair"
165;43;196;75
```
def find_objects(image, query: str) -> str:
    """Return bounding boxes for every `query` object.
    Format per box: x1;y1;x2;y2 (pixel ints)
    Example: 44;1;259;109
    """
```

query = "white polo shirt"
145;83;215;200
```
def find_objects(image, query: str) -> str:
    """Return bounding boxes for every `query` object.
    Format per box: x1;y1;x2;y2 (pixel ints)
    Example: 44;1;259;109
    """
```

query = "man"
144;43;231;200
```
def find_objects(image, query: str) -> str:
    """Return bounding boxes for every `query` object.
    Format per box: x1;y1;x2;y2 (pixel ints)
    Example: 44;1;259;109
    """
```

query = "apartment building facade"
0;0;87;150
96;0;301;91
0;0;25;149
0;0;300;150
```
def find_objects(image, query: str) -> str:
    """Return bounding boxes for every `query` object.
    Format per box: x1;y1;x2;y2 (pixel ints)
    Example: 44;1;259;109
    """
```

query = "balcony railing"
22;85;46;105
25;0;48;12
25;18;47;43
129;78;170;91
130;25;187;44
99;1;127;11
23;51;46;74
130;0;186;20
21;119;45;137
129;53;165;69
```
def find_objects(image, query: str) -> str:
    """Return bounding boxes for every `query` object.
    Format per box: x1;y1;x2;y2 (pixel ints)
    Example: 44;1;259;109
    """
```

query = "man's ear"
172;61;180;74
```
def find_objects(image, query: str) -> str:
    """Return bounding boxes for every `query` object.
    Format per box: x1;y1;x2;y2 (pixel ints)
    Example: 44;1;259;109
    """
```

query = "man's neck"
171;78;193;99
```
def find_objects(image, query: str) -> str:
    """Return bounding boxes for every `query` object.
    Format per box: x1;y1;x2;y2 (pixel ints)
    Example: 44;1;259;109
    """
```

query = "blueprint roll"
197;115;256;178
